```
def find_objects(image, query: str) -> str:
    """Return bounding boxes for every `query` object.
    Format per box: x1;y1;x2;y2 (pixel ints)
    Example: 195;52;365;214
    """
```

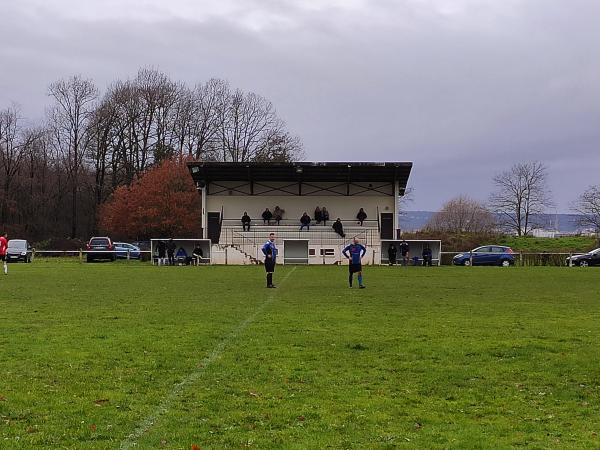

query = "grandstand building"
187;161;416;265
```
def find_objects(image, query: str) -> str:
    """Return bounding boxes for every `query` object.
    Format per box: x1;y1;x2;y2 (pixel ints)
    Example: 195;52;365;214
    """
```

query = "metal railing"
220;226;380;247
34;249;152;261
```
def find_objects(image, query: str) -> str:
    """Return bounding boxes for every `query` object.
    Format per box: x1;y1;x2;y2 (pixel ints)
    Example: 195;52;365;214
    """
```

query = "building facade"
188;162;413;265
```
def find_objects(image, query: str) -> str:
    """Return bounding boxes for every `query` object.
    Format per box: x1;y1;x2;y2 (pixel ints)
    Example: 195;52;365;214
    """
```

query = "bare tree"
426;195;496;234
573;185;600;234
218;87;301;162
489;161;554;236
0;105;29;225
48;75;98;238
398;187;414;219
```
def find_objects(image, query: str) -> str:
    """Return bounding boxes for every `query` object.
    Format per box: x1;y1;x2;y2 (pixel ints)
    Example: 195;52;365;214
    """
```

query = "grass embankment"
498;236;597;253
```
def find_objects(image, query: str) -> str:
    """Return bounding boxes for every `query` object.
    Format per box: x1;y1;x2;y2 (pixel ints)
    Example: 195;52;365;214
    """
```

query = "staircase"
229;244;262;265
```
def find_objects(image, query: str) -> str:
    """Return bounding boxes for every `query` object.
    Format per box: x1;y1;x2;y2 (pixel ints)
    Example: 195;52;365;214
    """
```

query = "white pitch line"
120;266;296;449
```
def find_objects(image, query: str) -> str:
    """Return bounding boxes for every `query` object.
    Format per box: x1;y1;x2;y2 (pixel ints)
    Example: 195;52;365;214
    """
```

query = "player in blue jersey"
262;233;278;288
342;237;367;288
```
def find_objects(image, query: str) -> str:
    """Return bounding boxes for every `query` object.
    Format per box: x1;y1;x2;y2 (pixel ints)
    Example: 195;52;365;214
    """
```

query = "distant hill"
400;211;586;234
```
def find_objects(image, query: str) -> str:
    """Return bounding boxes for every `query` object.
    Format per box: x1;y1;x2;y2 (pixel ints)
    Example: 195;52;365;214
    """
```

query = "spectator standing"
322;207;330;226
332;218;345;237
157;240;167;266
262;208;273;225
241;212;251;231
166;238;177;266
314;206;323;224
388;243;397;266
300;212;311;231
357;208;367;226
399;239;410;266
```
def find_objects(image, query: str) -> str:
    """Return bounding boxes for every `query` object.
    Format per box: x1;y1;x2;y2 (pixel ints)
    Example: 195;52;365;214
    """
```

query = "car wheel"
87;256;93;263
463;260;471;266
580;260;589;268
501;260;511;267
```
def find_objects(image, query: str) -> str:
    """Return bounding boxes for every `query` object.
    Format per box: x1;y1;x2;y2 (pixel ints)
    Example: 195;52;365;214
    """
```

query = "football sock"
3;263;7;274
267;273;273;286
348;274;353;286
358;275;363;286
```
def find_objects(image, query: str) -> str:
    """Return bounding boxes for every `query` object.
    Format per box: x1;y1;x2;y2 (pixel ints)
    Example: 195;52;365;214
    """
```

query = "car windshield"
90;238;109;246
8;240;26;249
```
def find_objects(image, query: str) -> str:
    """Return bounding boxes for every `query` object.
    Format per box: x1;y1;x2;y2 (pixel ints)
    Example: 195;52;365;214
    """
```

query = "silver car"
7;239;33;263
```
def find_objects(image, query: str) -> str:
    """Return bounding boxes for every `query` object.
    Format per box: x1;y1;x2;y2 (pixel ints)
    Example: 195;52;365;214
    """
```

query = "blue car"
453;246;514;267
114;242;141;259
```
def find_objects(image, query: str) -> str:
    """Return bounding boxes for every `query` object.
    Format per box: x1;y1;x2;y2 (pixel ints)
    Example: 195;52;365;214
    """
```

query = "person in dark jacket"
314;206;323;224
262;208;273;225
241;212;251;231
157;240;167;265
399;239;410;266
332;218;345;237
422;246;433;266
166;238;177;266
356;208;367;226
322;207;330;226
388;243;398;266
300;212;311;231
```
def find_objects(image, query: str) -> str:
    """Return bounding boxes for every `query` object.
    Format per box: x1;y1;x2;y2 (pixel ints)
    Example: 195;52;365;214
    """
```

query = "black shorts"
264;259;275;272
0;255;5;262
349;263;362;274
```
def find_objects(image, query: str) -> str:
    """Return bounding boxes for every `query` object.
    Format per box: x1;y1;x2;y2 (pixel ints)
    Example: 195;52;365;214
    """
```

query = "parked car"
86;237;115;262
566;248;600;267
114;242;141;259
453;246;514;267
6;239;33;263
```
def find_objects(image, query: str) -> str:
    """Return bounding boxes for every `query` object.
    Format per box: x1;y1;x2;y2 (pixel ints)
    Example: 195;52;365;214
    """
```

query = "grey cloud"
1;0;599;211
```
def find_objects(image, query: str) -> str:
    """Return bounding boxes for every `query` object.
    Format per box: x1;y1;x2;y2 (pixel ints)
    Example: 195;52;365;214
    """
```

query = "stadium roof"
187;161;413;193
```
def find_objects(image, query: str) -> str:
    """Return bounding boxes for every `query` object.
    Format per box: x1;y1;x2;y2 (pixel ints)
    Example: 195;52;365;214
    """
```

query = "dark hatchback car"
6;239;33;263
566;248;600;267
453;245;515;267
86;237;115;262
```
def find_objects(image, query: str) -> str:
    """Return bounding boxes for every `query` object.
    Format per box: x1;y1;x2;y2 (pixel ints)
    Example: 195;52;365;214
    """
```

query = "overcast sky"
1;0;599;212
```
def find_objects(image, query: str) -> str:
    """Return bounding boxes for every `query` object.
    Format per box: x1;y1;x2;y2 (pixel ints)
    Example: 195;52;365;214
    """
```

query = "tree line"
0;68;303;242
426;161;600;237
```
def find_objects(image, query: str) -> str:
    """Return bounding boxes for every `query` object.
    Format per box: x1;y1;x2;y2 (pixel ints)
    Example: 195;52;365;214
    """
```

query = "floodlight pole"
201;186;207;239
393;181;399;237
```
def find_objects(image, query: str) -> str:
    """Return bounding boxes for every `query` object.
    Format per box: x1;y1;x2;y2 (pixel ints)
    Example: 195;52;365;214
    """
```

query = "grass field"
1;260;600;449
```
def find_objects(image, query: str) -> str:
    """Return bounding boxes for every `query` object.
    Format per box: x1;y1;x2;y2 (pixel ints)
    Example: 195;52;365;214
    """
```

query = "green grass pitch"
1;260;600;449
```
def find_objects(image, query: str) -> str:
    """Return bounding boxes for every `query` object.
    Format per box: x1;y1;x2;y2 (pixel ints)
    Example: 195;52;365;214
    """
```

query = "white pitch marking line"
120;266;297;449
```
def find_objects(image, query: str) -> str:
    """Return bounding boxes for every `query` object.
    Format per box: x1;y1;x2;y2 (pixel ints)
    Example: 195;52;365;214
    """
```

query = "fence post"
569;252;572;267
79;248;83;264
